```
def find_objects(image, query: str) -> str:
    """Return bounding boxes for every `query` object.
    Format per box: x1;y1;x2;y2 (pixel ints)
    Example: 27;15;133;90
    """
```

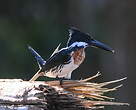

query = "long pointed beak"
90;39;114;53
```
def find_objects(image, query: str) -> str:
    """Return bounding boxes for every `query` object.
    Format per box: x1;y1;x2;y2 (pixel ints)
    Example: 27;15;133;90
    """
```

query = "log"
0;74;129;110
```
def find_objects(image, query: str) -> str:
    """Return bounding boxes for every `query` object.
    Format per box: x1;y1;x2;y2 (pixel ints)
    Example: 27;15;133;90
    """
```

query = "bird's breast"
43;49;85;79
71;48;85;65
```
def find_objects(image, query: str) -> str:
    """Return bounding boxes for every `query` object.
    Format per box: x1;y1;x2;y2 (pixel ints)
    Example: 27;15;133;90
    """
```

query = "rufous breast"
71;48;85;65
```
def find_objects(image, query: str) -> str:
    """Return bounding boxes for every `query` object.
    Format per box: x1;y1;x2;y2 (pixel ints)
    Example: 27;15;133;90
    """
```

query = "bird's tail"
28;44;61;81
28;45;46;68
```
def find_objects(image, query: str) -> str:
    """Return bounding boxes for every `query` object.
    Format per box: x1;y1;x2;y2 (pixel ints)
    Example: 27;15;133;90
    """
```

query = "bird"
28;27;114;82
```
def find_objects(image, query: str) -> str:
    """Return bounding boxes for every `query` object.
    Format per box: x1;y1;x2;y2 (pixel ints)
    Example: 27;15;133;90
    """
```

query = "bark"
0;74;129;110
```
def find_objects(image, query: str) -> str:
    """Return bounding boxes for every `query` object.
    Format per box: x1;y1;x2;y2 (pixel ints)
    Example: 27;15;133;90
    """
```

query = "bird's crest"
67;27;92;47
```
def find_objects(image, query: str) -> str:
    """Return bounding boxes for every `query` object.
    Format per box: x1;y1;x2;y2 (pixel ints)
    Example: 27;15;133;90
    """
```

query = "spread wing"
42;49;71;72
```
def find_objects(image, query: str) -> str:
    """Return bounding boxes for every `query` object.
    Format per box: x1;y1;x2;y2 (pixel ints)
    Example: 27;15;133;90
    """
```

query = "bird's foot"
56;76;68;85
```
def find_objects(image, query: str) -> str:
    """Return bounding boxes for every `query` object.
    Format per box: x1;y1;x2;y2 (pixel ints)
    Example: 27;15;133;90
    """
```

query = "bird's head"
67;27;114;53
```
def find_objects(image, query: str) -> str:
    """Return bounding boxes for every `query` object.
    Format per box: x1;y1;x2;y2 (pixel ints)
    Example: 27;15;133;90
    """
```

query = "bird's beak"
89;39;114;53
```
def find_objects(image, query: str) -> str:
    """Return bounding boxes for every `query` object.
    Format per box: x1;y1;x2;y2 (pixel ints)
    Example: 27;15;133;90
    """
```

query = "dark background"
0;0;135;110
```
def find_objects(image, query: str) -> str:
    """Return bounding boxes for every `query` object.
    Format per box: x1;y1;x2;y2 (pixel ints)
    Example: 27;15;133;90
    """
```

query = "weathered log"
0;73;129;110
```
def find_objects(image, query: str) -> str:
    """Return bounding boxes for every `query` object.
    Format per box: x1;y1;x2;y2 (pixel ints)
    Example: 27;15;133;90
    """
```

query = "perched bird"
28;27;114;81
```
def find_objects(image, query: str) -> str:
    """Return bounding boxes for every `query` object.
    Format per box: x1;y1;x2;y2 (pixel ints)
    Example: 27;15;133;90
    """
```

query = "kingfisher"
28;27;114;82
